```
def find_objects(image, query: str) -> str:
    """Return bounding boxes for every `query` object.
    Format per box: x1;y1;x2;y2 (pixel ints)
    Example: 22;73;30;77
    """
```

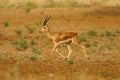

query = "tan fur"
39;17;88;59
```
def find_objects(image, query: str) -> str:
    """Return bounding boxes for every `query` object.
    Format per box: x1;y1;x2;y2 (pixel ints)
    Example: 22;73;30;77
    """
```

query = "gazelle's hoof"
64;57;68;60
87;57;90;60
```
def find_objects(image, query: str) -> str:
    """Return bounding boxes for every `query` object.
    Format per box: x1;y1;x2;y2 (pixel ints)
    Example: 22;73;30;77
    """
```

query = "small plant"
31;46;41;55
90;48;97;54
35;36;39;40
25;8;31;13
30;39;36;45
0;52;3;60
25;1;38;8
67;0;79;7
0;31;3;38
99;32;105;37
42;0;55;7
92;41;98;47
109;37;114;41
25;25;35;34
79;36;87;42
84;43;91;48
12;38;28;51
105;30;112;37
98;45;105;53
105;44;112;50
67;58;74;64
27;56;38;61
14;29;22;36
87;29;97;36
115;29;120;34
3;21;9;27
36;21;42;26
100;71;111;78
113;44;120;52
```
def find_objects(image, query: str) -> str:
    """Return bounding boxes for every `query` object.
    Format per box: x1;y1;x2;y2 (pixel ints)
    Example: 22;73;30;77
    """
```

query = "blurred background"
0;0;120;8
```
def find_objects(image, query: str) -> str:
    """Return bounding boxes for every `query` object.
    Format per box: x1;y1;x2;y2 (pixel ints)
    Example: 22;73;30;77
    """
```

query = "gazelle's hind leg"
72;37;88;58
66;45;72;59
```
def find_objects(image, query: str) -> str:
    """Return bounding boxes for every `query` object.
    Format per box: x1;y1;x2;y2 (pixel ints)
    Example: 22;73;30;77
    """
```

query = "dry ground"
0;7;120;80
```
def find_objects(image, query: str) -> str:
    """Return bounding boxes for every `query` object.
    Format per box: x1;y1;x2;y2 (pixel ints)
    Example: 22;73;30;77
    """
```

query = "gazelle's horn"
43;15;51;26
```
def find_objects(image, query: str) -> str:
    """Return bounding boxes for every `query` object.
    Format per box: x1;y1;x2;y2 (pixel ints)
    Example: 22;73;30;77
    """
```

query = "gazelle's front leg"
55;49;66;58
51;43;66;59
50;43;58;55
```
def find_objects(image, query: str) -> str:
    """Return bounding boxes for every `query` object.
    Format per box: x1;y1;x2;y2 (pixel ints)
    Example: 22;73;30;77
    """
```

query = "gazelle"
39;15;88;59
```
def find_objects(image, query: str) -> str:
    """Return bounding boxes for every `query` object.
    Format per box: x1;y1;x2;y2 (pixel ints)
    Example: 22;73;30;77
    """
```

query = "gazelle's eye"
43;27;46;29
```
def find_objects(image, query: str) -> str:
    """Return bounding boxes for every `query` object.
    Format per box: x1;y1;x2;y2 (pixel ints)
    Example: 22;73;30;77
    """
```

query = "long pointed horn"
43;15;51;26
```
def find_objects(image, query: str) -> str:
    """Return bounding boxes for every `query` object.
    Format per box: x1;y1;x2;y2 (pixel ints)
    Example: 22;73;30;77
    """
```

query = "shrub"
92;41;98;47
100;71;111;78
105;30;112;37
35;36;39;40
28;56;38;61
67;58;74;64
0;52;3;60
14;29;22;36
3;21;9;27
84;43;91;48
79;36;87;42
0;31;3;38
99;32;105;37
115;29;120;34
98;45;105;53
30;39;36;45
25;1;38;8
87;29;97;36
25;8;31;13
25;25;35;34
42;0;55;7
12;38;28;51
31;46;41;55
105;44;112;50
66;0;80;7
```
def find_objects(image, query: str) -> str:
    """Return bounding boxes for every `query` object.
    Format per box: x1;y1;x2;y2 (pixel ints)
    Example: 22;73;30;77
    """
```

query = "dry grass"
0;0;120;8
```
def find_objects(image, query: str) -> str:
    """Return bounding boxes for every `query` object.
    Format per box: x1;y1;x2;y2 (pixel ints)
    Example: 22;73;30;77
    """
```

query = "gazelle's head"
39;15;51;33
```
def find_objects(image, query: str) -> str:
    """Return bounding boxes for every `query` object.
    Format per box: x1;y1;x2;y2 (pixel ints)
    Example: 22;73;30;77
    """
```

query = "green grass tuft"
79;36;87;42
98;45;105;53
0;31;3;38
30;39;36;45
25;1;38;8
3;21;9;27
25;25;35;34
0;52;3;60
14;29;22;36
31;46;41;55
12;38;28;51
92;41;98;47
105;30;112;37
67;58;74;64
87;29;97;36
27;56;38;61
84;43;91;48
25;8;31;13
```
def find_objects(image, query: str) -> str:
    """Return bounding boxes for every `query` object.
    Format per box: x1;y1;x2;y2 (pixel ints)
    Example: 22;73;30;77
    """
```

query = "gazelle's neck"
46;28;54;40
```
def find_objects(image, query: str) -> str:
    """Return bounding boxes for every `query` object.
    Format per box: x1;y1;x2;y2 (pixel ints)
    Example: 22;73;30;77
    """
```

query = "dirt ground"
0;7;120;80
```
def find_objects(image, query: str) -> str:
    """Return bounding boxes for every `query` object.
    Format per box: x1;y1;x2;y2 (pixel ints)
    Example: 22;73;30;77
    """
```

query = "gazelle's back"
54;32;77;43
